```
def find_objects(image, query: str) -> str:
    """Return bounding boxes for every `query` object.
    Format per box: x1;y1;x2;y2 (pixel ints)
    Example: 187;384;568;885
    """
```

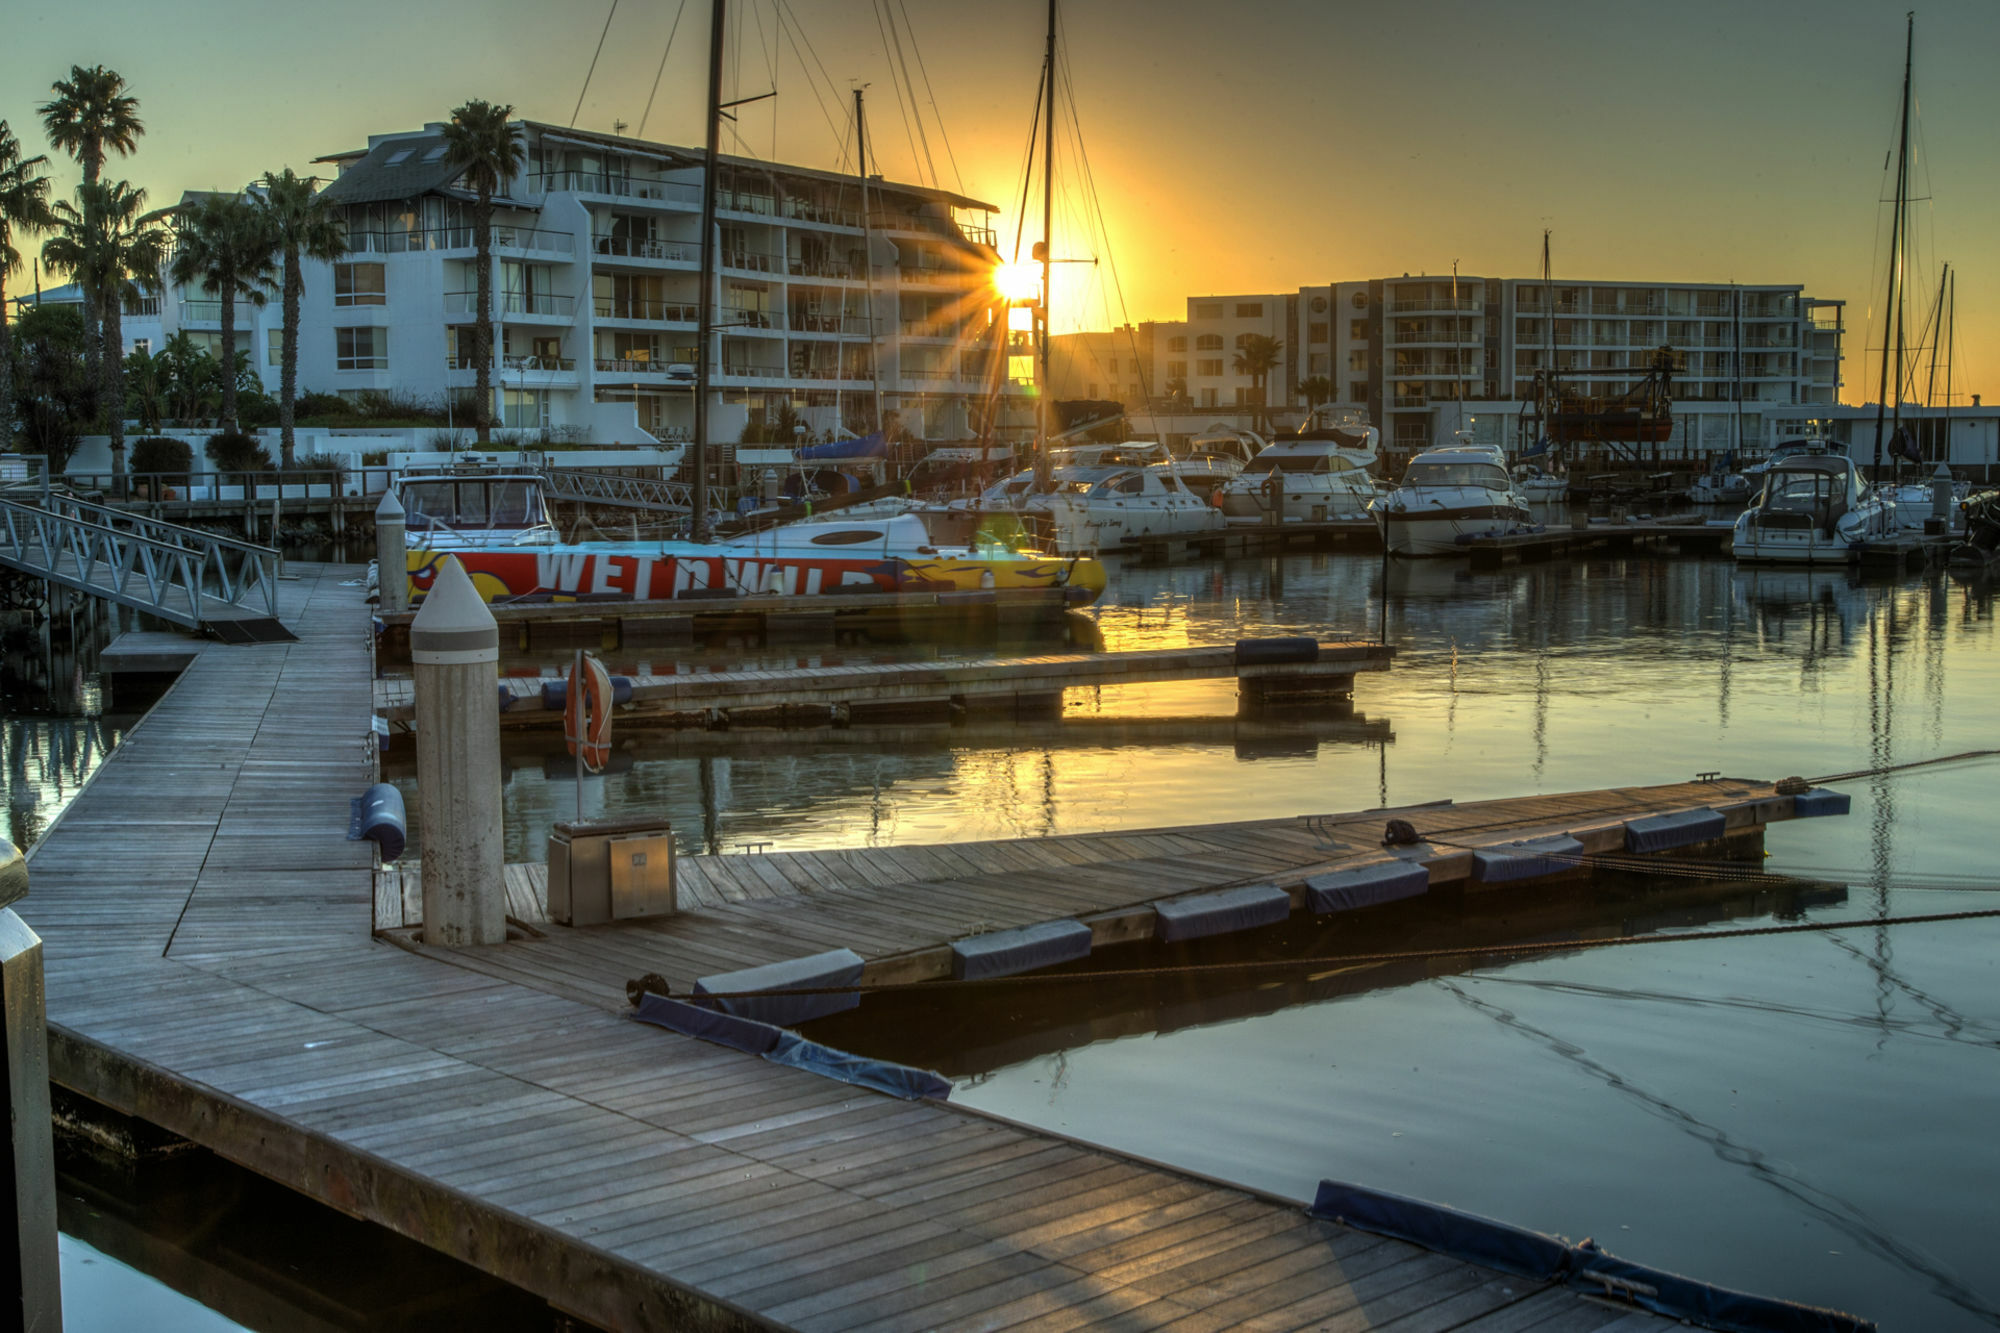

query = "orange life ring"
564;652;614;773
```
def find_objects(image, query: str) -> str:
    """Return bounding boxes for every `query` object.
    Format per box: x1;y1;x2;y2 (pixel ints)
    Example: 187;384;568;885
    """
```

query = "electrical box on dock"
548;817;676;925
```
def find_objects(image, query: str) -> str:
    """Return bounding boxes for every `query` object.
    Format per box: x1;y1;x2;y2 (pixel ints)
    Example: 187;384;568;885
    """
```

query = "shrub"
295;390;350;419
360;450;390;467
205;432;274;474
128;436;195;479
237;390;280;429
295;451;351;478
427;427;472;451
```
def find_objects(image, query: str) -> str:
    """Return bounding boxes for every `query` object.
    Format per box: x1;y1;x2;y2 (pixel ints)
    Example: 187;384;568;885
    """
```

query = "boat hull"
1375;505;1531;556
404;545;1106;605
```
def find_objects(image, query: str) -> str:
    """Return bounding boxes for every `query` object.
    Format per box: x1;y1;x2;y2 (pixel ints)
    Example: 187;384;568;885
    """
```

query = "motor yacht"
1217;413;1380;524
1369;447;1533;556
1168;426;1264;502
1730;451;1895;563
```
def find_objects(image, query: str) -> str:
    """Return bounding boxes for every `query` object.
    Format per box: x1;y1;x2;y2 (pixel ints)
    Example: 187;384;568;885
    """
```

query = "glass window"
1196;359;1223;376
503;388;547;428
1308;322;1328;344
1167;336;1187;352
334;263;386;306
335;326;386;370
266;329;283;366
1349;319;1368;340
1195;303;1223;319
1235;302;1262;318
1166;360;1187;378
1402;463;1509;487
1195;334;1223;351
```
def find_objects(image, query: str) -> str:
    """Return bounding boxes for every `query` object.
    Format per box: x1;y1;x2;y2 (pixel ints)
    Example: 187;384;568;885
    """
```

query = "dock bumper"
1793;787;1852;817
951;919;1093;980
1304;860;1430;913
1471;834;1585;884
1154;883;1292;942
692;947;864;1025
1623;807;1727;853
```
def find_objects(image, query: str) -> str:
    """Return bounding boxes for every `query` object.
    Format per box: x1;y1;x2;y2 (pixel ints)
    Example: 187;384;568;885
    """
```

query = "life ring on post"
564;652;614;773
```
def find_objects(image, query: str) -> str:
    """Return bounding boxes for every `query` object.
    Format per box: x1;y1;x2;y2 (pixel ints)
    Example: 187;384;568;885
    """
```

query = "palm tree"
39;65;144;407
168;193;275;436
43;180;169;486
1232;334;1285;434
1295;375;1335;409
0;122;58;448
440;101;525;446
257;169;345;468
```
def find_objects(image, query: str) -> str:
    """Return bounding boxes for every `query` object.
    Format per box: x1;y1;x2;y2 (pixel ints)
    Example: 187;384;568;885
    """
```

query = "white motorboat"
1168;426;1264;501
1689;471;1754;504
1512;464;1570;500
1882;474;1968;531
395;460;560;549
1730;452;1895;563
1369;447;1534;556
1217;414;1380;524
976;462;1224;553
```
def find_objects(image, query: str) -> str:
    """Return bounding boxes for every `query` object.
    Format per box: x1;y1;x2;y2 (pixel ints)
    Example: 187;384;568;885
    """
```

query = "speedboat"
1690;471;1754;504
969;462;1224;554
1369;447;1533;557
1168;426;1264;502
1730;451;1895;564
1512;464;1570;500
1217;413;1380;524
395;461;559;549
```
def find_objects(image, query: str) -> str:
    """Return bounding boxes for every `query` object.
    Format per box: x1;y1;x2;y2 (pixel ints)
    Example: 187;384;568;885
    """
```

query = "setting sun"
991;261;1042;303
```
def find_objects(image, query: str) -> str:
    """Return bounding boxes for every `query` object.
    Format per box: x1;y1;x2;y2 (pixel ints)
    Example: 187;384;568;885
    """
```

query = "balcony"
595;357;695;381
790;364;870;383
900;365;958;381
789;256;859;280
1389;296;1479;313
900;320;956;339
790;312;872;336
124;295;162;318
717;192;777;217
445;291;576;320
1389;327;1478;346
591;235;697;265
344;224;573;258
594;297;697;324
782;198;863;228
719;250;783;276
717;361;786;380
178;299;226;324
722;306;781;333
527;171;701;208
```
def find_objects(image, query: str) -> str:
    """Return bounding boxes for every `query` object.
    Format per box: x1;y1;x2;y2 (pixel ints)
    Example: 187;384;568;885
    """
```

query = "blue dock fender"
347;783;407;862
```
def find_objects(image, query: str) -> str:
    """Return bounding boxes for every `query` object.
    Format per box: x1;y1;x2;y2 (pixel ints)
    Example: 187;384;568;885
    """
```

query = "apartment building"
1157;296;1295;411
106;120;1022;446
1047;323;1163;407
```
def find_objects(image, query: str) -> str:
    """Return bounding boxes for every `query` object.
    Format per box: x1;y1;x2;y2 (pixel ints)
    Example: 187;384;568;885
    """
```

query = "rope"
570;0;622;129
632;905;2000;1006
636;0;688;139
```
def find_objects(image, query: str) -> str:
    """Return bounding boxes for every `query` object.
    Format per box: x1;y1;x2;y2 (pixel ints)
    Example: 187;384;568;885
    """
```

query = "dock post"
375;489;407;616
1931;461;1954;534
412;556;505;946
0;842;60;1333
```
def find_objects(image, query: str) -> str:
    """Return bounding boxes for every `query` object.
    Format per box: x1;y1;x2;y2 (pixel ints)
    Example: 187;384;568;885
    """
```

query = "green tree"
168;193;275;434
256;169;346;467
39;65;144;409
440;101;525;446
42;180;169;485
1295;375;1335;409
9;302;91;473
1232;334;1284;434
0;122;58;448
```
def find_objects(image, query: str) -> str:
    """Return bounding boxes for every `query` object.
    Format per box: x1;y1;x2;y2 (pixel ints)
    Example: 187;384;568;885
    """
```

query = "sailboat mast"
691;0;726;539
854;88;883;441
1872;10;1913;481
1541;232;1553;453
1034;0;1057;490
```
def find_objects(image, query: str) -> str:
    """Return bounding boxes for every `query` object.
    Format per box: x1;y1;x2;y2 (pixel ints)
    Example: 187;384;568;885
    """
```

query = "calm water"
462;549;1999;1328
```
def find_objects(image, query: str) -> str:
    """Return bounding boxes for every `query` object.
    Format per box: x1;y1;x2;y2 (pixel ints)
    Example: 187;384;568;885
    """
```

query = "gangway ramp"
541;467;692;515
0;493;290;639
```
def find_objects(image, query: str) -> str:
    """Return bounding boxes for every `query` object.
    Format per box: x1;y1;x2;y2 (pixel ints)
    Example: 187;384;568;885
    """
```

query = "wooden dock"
1131;517;1380;563
372;640;1395;728
23;564;1724;1330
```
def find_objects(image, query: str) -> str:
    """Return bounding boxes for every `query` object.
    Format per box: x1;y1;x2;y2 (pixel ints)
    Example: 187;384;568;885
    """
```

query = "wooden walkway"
25;564;1677;1332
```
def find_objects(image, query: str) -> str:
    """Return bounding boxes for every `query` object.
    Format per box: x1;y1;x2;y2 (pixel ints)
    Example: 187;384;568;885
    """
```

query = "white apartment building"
1047;323;1163;407
1154;276;1844;459
104;121;1023;447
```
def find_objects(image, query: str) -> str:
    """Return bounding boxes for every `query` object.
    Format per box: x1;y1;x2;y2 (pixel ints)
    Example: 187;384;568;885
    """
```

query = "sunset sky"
7;0;1997;404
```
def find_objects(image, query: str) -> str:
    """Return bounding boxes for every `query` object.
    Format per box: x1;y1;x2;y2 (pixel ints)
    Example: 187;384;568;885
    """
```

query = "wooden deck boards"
22;562;1676;1332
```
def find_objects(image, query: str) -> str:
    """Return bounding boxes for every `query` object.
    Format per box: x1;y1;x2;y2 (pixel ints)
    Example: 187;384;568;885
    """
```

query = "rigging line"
570;0;623;129
771;10;848;165
879;0;937;186
748;0;779;160
1007;72;1045;262
641;906;2000;1003
868;0;926;187
894;0;963;194
636;0;689;139
777;0;853;148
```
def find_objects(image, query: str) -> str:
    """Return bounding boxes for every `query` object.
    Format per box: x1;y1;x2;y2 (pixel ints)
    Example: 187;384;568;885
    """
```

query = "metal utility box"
548;817;675;926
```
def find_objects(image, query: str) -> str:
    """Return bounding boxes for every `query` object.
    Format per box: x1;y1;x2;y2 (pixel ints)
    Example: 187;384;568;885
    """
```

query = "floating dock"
23;565;1839;1330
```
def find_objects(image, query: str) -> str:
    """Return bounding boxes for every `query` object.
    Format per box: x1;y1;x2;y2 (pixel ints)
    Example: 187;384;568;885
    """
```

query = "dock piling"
374;490;407;616
0;842;59;1333
411;556;505;946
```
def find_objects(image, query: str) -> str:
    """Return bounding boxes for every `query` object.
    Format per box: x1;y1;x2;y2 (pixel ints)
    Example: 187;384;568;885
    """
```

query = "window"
1196;358;1223;376
266;329;283;366
1350;380;1368;402
423;144;450;162
1195;334;1223;351
1349;349;1367;371
1235;302;1262;318
1352;292;1369;310
336;326;387;370
1233;332;1251;349
334;263;386;306
1167;336;1187;352
502;388;548;428
1199;387;1218;407
1349;319;1368;341
1309;322;1328;344
1195;302;1223;319
1310;295;1328;314
1107;358;1119;374
132;338;150;356
1166;360;1187;379
384;148;414;166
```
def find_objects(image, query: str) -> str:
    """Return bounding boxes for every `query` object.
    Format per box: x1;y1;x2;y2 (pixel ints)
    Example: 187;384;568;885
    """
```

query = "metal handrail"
541;468;692;513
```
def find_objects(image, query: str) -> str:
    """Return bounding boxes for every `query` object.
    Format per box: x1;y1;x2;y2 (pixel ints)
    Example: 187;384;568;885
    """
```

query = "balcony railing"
789;313;872;335
1389;296;1479;313
782;199;863;228
900;320;954;339
722;306;779;331
790;364;867;382
900;366;957;380
719;250;782;274
1389;327;1478;345
594;298;697;323
594;357;694;376
502;354;576;374
592;235;696;264
719;362;785;378
124;296;162;317
344;224;574;257
178;299;225;322
527;171;702;207
717;192;776;216
789;257;859;280
444;291;576;318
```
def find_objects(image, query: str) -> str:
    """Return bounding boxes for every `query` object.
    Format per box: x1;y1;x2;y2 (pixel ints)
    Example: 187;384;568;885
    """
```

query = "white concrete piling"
375;489;407;616
411;556;505;946
0;842;59;1333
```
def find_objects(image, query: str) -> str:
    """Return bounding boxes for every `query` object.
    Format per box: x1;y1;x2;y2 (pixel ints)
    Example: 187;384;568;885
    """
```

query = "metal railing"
723;306;780;330
0;493;279;631
595;357;693;377
445;291;576;318
782;199;863;228
592;235;696;264
541;468;691;514
789;257;859;279
720;250;783;274
595;298;697;323
719;362;785;379
179;299;226;322
344;225;574;257
1389;297;1480;313
527;172;702;207
788;312;871;335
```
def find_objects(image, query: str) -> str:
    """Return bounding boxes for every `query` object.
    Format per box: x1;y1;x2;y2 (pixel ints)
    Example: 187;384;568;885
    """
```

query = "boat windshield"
1763;471;1841;511
1243;453;1353;475
1402;463;1509;488
403;479;544;530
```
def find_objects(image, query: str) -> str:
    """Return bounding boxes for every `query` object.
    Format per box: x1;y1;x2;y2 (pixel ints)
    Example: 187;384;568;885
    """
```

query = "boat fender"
1234;637;1318;666
1381;819;1420;847
347;783;407;862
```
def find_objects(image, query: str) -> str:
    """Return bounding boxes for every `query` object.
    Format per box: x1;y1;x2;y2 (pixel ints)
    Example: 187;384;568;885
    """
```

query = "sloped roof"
318;134;466;206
